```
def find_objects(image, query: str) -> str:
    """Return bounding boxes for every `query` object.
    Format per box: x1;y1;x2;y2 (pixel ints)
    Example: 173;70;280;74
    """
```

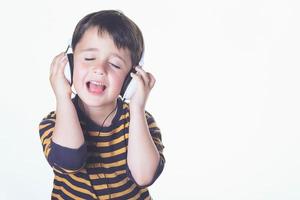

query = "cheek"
111;72;127;89
73;63;88;85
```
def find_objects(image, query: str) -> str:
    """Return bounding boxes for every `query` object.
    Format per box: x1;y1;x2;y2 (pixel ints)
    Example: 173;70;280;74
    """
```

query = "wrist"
56;95;73;106
129;104;145;114
55;90;72;101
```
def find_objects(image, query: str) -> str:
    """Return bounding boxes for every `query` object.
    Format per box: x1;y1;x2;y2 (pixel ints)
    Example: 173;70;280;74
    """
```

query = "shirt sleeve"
39;111;87;174
127;111;165;187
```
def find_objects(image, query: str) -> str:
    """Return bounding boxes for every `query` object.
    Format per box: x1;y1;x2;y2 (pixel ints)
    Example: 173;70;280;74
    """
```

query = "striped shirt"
39;95;165;200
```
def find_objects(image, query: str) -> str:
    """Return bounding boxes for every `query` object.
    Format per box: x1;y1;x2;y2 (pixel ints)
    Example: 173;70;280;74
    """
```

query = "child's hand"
49;52;72;100
129;66;156;110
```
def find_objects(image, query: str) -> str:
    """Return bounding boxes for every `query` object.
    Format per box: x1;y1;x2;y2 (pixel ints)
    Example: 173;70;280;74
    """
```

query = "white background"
0;0;300;199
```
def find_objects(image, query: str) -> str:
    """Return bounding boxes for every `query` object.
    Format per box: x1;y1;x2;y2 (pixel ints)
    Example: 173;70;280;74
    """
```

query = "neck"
79;99;118;127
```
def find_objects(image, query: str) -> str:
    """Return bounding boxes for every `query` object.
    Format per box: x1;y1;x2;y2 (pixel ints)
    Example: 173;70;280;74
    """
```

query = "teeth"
90;81;104;86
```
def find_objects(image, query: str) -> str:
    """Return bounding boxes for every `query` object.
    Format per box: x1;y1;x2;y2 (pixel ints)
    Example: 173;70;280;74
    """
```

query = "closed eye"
85;58;95;61
110;63;120;69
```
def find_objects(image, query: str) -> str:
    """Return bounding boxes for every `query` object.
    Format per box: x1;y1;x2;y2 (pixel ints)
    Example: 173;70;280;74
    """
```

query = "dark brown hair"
71;10;144;66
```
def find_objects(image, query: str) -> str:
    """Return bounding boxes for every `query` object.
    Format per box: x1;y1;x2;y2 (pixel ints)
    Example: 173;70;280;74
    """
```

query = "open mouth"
87;80;106;94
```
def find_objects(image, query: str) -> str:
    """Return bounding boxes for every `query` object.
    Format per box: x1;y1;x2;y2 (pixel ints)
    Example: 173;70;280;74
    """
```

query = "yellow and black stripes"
39;96;164;199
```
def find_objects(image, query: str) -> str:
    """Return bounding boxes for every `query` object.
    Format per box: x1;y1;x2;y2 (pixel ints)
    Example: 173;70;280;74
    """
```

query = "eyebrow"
110;53;127;64
79;48;99;52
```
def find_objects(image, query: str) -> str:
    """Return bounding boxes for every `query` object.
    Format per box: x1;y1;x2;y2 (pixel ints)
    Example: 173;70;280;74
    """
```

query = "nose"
93;69;104;76
92;62;106;76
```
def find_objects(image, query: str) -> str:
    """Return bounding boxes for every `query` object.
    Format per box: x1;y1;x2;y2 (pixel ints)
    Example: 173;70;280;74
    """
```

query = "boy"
39;10;165;200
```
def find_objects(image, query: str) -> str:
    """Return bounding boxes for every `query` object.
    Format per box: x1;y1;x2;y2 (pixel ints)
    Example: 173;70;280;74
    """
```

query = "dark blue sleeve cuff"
48;141;87;171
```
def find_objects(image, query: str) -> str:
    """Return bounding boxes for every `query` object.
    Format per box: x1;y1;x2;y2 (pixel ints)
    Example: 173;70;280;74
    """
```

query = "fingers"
135;67;148;86
148;72;156;89
50;52;68;76
134;67;155;88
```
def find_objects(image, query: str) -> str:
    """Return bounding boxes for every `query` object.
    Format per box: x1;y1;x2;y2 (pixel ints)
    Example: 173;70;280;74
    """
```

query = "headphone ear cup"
120;68;136;99
64;53;74;85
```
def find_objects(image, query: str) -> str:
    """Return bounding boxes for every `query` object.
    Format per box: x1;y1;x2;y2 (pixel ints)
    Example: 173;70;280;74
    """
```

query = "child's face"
73;27;132;107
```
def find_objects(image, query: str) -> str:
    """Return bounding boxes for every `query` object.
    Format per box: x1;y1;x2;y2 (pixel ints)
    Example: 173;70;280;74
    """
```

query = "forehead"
75;27;131;62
